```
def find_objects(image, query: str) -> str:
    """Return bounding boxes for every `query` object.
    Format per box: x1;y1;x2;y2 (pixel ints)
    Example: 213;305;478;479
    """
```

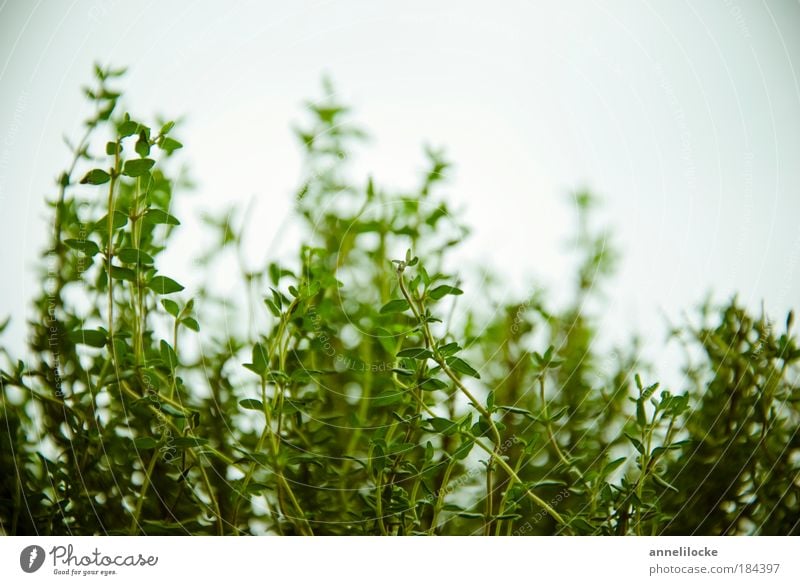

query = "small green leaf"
94;211;128;232
105;141;121;155
64;239;100;257
650;446;668;460
643;382;659;399
636;399;647;427
117;247;154;265
445;356;480;379
427;417;458;436
397;347;433;360
380;299;410;314
122;158;155;177
132;437;158;449
269;287;283;310
452;438;475;460
159;137;183;153
110;265;136;282
243;364;261;376
135;131;150;157
264;298;281;317
420;378;448;391
118;116;140;137
495;405;533;417
239;399;264;411
148;276;184;294
181;317;200;332
429;285;463;300
161;299;180;317
160;403;188;418
68;329;107;348
80;169;110;185
437;342;460;356
268;263;281;285
251;342;268;374
625;433;644;454
143;208;180;226
160;340;179;370
602;457;627;477
653;472;680;493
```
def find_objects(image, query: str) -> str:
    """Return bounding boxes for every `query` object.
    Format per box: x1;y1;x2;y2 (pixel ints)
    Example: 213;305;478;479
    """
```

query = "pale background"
1;0;799;386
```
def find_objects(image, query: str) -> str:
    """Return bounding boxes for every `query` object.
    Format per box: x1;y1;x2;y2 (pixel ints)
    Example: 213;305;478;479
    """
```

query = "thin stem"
539;375;584;481
232;297;313;535
429;456;457;534
131;176;146;368
470;433;565;526
495;451;526;535
129;451;159;534
193;452;224;535
106;144;122;384
375;466;389;535
395;266;502;534
395;362;566;527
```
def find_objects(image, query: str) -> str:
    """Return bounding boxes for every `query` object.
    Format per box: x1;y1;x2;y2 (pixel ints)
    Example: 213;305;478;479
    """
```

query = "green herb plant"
1;67;798;535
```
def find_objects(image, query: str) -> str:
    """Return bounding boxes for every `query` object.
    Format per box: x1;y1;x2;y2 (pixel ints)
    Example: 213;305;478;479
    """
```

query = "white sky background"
1;0;799;387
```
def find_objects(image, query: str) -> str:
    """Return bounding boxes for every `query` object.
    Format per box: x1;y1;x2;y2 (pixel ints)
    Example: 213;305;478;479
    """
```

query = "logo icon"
20;545;46;573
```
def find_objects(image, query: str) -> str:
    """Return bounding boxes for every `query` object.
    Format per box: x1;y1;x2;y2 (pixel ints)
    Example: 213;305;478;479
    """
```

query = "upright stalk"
395;263;505;535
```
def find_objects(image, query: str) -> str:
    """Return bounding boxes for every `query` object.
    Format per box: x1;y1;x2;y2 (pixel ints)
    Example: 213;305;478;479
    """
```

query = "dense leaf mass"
1;67;798;535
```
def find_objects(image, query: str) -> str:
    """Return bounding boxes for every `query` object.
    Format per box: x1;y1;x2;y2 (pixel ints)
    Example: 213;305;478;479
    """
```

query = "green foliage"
1;66;798;536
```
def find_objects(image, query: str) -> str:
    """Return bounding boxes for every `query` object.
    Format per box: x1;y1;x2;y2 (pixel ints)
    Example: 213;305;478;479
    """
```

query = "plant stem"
106;144;122;383
129;451;159;534
395;266;502;534
538;375;584;481
429;455;456;534
395;355;566;527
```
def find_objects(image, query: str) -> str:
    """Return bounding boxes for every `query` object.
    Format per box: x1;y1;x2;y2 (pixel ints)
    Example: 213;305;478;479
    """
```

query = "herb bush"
1;66;799;536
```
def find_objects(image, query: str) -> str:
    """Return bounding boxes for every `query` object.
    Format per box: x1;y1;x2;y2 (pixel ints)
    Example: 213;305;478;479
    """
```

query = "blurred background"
1;0;799;385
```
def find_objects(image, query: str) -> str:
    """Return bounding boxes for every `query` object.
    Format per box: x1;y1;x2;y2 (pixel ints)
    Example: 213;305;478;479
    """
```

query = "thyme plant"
1;66;798;536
